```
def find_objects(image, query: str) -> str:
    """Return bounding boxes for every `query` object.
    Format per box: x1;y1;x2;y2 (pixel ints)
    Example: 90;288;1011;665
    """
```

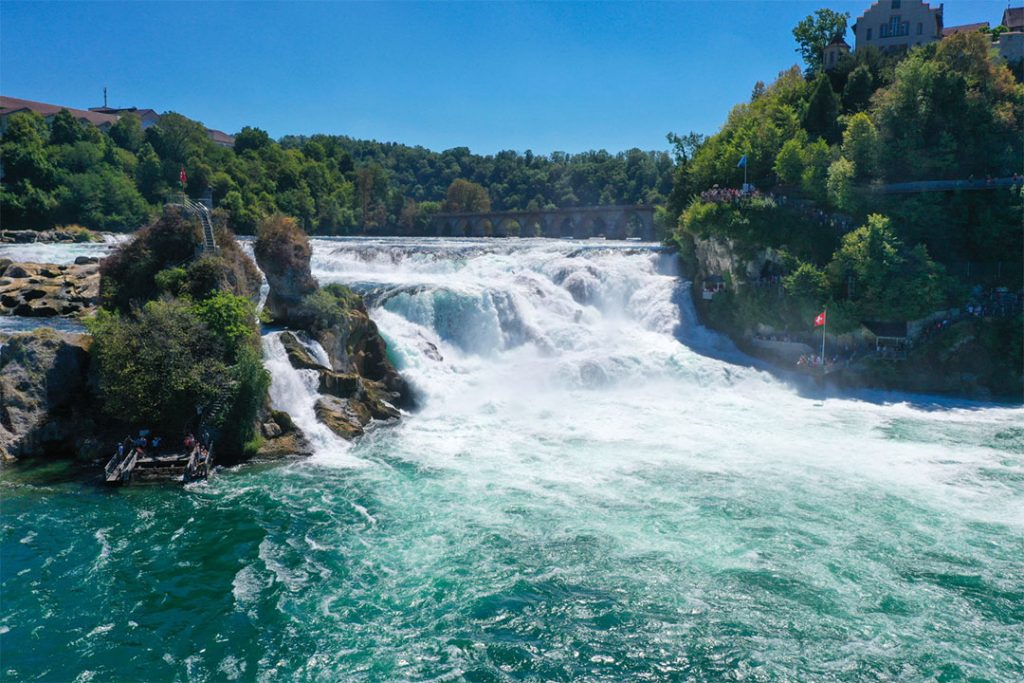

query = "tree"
774;138;805;186
784;261;829;302
135;142;165;202
234;126;272;155
355;163;389;231
802;75;841;142
826;157;857;212
62;165;152;231
444;178;491;213
842;64;875;113
192;291;258;363
109;113;144;152
842;113;879;180
49;109;86;146
86;299;230;431
144;112;212;172
872;32;1021;180
793;8;851;74
800;138;832;201
828;214;948;319
398;198;420;234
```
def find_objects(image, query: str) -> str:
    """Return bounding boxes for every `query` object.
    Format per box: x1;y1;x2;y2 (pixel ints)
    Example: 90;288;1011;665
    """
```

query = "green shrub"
192;291;258;363
216;344;271;457
86;300;229;432
154;266;188;296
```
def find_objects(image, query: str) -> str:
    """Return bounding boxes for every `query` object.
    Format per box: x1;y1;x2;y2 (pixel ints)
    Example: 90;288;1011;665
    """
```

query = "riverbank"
685;273;1023;403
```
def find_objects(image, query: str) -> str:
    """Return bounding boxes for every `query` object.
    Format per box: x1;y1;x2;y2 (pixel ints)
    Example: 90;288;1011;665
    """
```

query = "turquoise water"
3;239;1023;681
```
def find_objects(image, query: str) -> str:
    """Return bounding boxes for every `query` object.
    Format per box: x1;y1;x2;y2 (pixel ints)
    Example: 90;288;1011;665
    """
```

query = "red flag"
814;311;826;327
179;167;187;188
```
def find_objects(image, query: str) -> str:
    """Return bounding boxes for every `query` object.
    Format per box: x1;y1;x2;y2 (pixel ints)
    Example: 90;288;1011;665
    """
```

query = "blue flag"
737;155;747;168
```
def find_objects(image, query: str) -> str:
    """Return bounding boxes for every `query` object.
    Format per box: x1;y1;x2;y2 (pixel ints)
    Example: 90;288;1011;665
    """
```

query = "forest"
668;21;1022;334
0;107;673;235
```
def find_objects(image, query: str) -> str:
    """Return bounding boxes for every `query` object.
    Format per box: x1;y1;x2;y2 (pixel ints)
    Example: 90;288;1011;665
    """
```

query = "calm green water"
3;239;1022;681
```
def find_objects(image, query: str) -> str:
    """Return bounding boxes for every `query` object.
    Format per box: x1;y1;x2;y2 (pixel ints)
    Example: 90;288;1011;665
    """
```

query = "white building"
853;0;944;52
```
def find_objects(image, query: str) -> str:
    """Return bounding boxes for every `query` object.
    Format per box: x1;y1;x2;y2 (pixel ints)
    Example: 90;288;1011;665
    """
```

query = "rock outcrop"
279;331;401;440
0;329;95;460
251;216;318;322
253;216;412;439
0;260;100;317
692;235;783;286
254;409;315;458
0;227;103;244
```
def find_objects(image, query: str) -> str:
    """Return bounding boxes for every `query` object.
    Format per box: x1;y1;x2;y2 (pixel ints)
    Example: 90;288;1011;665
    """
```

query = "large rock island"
254;216;411;439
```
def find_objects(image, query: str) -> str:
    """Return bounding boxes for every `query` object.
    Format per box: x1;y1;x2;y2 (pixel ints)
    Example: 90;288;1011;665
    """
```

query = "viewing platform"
104;441;213;485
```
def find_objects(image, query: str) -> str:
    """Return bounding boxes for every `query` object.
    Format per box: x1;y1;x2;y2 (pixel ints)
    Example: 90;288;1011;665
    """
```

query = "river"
2;237;1022;681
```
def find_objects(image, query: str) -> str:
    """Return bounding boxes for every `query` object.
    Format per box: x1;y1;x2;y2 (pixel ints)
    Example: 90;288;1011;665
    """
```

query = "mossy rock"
318;370;362;398
314;396;369;439
279;331;325;370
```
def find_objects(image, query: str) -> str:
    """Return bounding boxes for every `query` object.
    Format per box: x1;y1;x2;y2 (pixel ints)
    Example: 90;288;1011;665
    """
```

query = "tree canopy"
672;20;1022;336
1;108;674;236
792;8;850;74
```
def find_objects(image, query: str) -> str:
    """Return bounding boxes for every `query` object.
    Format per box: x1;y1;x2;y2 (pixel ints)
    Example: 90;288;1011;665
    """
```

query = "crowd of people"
966;288;1022;319
700;185;776;205
698;185;854;234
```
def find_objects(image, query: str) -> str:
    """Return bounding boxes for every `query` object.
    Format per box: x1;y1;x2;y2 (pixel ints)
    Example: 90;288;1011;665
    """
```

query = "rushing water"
0;234;126;265
2;238;1023;682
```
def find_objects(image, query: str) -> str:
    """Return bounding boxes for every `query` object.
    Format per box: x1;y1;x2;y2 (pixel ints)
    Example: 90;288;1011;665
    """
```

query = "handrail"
175;197;218;253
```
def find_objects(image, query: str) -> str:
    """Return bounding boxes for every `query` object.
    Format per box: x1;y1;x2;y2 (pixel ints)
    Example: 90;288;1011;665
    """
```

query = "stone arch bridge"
429;205;656;241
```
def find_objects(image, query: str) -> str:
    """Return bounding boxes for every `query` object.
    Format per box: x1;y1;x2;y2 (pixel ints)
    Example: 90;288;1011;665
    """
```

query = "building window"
917;22;923;35
891;0;901;8
881;15;909;38
867;28;872;40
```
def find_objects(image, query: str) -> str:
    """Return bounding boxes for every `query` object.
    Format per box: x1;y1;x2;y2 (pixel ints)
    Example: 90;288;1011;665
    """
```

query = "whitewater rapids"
2;237;1021;681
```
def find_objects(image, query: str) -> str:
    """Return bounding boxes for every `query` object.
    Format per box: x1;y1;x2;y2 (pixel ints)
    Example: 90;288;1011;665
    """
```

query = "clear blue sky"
0;1;1007;155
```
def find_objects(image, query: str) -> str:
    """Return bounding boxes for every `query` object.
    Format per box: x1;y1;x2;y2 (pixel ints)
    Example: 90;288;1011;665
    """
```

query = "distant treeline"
0;106;673;235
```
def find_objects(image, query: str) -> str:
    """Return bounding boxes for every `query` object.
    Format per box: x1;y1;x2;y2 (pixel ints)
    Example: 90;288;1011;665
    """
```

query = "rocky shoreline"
0;228;104;244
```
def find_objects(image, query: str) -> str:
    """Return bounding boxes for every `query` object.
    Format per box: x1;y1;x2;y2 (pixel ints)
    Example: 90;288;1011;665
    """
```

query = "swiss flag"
814;311;826;327
179;167;187;188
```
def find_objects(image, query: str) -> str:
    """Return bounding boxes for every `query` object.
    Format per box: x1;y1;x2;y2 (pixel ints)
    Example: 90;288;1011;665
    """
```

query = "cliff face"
692;235;782;286
0;330;97;460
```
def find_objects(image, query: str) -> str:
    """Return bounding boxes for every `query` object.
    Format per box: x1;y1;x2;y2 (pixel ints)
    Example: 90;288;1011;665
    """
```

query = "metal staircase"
181;197;218;253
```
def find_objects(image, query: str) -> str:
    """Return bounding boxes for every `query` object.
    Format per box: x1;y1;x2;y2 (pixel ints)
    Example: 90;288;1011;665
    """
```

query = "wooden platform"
104;445;213;485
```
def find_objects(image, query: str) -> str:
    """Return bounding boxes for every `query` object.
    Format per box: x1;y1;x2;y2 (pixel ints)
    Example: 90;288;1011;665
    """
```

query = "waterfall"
261;332;366;468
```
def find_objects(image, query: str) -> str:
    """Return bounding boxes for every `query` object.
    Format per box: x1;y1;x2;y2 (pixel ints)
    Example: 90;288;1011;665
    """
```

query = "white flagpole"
820;308;827;367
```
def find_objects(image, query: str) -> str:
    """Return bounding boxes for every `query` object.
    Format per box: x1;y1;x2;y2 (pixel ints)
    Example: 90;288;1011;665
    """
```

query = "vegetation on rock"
89;211;270;457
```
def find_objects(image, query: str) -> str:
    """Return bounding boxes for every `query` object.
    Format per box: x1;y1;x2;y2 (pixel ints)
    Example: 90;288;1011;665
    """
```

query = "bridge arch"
550;216;575;239
607;214;629;240
518;216;540;237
